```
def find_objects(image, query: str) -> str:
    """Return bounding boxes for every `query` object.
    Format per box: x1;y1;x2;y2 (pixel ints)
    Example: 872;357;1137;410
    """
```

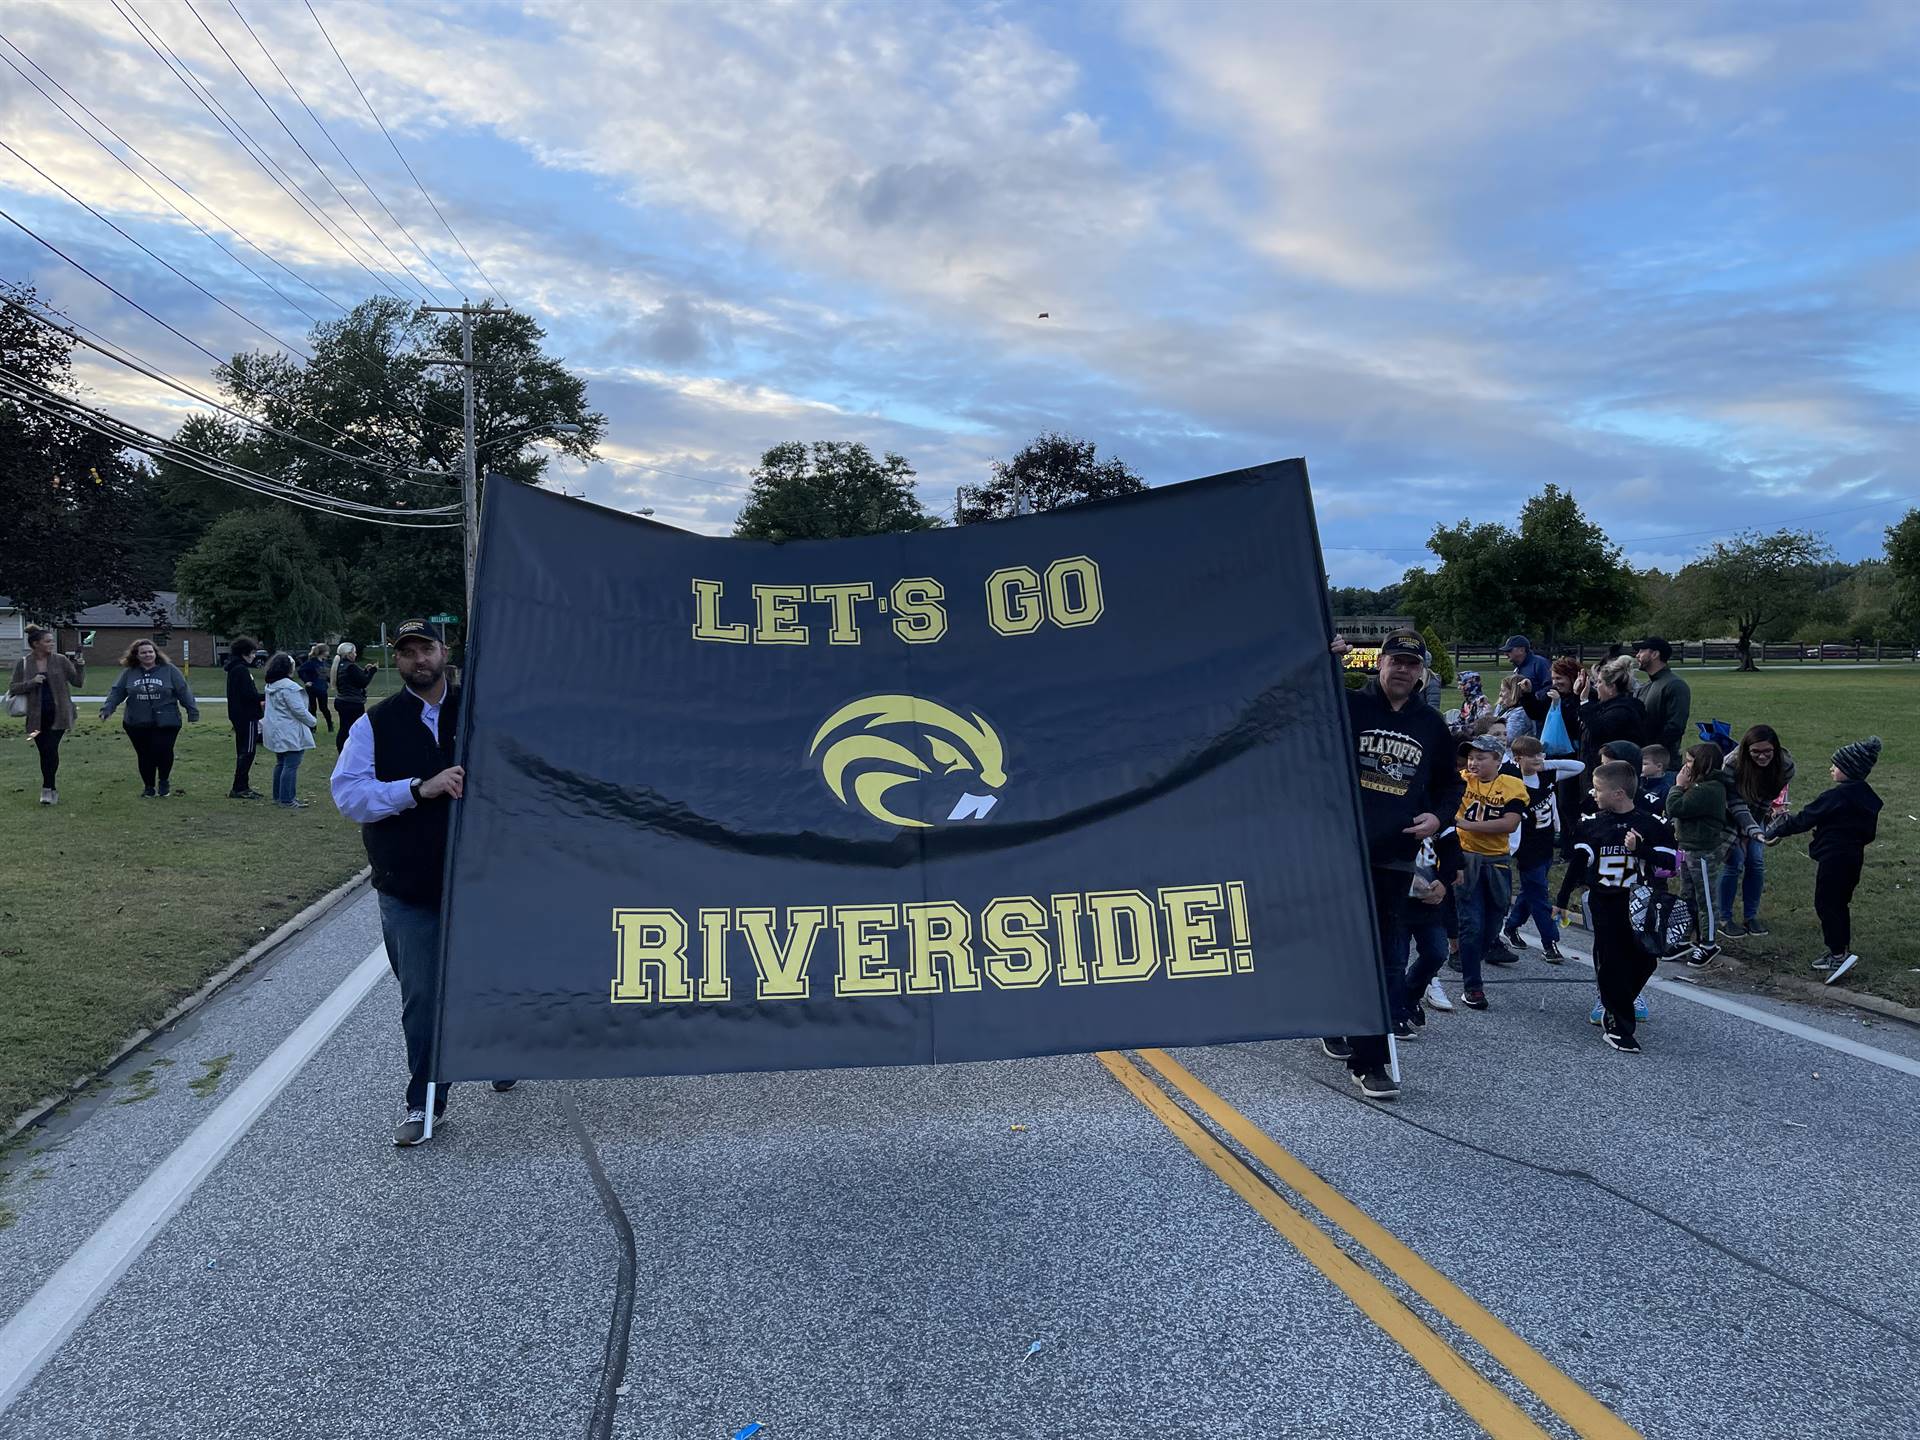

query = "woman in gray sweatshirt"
99;639;200;796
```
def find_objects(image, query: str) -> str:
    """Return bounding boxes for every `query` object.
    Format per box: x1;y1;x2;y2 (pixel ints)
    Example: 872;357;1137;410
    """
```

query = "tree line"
1332;487;1920;671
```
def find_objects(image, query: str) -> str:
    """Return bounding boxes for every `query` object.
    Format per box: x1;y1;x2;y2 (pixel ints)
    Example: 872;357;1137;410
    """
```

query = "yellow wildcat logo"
809;695;1008;830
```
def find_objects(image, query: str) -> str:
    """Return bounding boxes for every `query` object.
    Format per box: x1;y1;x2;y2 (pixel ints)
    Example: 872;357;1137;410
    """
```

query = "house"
0;598;25;668
56;592;224;673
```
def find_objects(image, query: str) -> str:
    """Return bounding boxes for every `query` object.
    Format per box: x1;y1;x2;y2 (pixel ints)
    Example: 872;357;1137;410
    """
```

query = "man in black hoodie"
1330;629;1463;1099
224;637;265;800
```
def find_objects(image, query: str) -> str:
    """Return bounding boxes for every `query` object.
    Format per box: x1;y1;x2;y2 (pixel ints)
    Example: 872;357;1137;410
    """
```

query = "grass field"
1;717;368;1123
3;662;1915;1127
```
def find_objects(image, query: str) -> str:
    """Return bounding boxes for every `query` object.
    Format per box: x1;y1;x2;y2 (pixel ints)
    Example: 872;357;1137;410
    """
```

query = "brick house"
56;592;224;675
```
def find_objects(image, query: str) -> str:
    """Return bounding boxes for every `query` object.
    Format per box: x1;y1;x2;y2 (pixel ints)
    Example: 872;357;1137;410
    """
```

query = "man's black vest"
362;685;460;905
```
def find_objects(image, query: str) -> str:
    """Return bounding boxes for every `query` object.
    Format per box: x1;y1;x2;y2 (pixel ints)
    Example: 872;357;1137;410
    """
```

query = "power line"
223;0;468;302
0;367;457;515
0;369;460;526
0;37;325;325
0;139;312;360
305;0;506;305
1;204;226;366
108;0;413;304
2;294;454;490
177;0;443;304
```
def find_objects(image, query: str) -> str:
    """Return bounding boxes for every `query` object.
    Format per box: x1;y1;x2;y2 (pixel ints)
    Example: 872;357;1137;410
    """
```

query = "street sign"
429;613;460;625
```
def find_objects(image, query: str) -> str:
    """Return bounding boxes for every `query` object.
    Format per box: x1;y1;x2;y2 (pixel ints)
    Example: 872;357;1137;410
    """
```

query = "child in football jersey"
1453;734;1530;1010
1500;736;1585;961
1638;745;1675;815
1556;761;1679;1053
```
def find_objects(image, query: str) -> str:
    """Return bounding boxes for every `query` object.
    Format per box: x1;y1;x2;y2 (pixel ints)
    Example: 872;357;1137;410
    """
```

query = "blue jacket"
1510;649;1552;697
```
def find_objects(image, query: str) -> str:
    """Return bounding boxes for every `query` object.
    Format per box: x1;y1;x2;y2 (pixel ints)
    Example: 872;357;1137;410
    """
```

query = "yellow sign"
1343;646;1381;671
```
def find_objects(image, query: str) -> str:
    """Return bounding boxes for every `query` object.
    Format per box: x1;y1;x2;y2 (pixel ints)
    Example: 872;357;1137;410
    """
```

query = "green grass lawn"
1;718;368;1123
1452;666;1917;1006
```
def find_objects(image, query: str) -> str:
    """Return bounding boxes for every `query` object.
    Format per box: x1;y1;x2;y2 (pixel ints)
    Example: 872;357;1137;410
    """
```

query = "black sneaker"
1721;919;1745;938
1687;943;1721;970
1462;987;1489;1010
1391;1018;1416;1041
1502;927;1525;951
1407;1002;1427;1030
227;789;251;800
1484;945;1520;967
1353;1069;1400;1100
1320;1037;1354;1061
491;1079;519;1092
1745;918;1770;937
1541;941;1565;964
1603;1029;1642;1054
157;781;172;797
141;786;157;798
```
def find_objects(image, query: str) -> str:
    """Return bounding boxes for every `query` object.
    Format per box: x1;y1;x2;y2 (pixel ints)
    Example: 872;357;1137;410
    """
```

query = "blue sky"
1;0;1914;584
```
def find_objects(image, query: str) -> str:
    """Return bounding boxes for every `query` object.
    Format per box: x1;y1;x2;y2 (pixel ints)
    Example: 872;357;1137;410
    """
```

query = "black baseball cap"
1632;635;1673;660
1377;630;1429;663
392;619;439;647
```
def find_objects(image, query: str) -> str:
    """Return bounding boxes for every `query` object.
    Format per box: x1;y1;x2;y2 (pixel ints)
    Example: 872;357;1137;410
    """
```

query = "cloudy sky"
1;0;1914;583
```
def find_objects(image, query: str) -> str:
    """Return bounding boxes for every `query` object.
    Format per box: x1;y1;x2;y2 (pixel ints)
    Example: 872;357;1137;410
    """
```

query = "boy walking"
1765;737;1883;985
1556;761;1679;1053
1664;744;1731;969
1501;735;1584;960
1454;734;1529;1010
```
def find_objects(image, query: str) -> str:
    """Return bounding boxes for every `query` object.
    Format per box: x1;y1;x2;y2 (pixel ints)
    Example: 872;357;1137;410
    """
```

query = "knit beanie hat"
1832;736;1881;781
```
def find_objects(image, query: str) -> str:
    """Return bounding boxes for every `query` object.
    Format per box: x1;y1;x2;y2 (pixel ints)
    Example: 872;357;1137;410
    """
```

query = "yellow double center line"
1097;1048;1643;1440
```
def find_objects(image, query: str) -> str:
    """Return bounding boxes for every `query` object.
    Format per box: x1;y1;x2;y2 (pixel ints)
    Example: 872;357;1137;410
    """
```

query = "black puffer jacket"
1578;693;1646;772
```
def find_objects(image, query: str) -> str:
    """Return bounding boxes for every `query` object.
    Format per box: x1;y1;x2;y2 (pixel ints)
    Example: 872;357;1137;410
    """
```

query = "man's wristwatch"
409;778;424;804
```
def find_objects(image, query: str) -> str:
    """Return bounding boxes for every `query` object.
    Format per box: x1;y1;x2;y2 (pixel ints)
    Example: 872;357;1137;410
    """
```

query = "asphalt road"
3;888;1917;1440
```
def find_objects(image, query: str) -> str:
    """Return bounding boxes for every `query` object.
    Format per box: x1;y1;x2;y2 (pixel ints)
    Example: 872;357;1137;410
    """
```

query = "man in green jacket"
1634;635;1691;756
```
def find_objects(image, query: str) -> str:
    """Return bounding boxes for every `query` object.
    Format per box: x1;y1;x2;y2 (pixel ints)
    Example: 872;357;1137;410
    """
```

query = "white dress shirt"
329;688;445;824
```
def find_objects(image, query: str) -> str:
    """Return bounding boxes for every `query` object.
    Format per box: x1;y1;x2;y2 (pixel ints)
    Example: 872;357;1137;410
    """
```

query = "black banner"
432;460;1387;1082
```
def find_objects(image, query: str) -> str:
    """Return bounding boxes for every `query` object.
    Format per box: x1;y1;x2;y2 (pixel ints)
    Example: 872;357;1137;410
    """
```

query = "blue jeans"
1504;860;1559;945
378;891;447;1112
271;748;303;804
1455;853;1511;990
1718;836;1765;923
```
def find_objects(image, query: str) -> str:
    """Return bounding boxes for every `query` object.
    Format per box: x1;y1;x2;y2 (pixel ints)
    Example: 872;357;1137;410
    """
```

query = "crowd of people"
6;628;383;808
1333;628;1884;1098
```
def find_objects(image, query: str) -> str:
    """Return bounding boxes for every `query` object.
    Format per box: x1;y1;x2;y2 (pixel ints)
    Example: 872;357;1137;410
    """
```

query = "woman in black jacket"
329;642;378;751
1576;655;1648;774
224;636;265;799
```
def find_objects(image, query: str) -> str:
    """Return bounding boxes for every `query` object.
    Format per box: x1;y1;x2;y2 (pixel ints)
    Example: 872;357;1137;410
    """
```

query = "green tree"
1886;509;1920;627
1398;520;1515;641
0;286;154;621
1506;485;1638;648
1683;528;1831;671
208;298;603;618
1420;624;1456;685
953;432;1145;524
175;509;343;649
733;441;940;541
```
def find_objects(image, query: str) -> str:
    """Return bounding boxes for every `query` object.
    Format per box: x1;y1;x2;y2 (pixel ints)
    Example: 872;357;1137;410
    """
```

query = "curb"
3;867;373;1145
1553;919;1920;1028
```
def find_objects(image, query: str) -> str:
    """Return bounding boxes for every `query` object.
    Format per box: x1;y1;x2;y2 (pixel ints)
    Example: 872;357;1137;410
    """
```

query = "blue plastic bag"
1540;695;1575;757
1695;718;1735;755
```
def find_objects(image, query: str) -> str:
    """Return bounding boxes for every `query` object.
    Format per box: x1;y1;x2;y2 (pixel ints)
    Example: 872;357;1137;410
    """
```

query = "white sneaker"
1423;978;1454;1011
39;788;53;805
1825;954;1859;985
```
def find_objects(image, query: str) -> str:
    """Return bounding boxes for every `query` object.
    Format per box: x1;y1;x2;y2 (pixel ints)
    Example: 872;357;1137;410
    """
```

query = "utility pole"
419;300;504;615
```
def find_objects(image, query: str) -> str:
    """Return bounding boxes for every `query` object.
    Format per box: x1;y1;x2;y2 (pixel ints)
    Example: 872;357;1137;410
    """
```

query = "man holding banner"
1333;628;1462;1097
330;620;503;1147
